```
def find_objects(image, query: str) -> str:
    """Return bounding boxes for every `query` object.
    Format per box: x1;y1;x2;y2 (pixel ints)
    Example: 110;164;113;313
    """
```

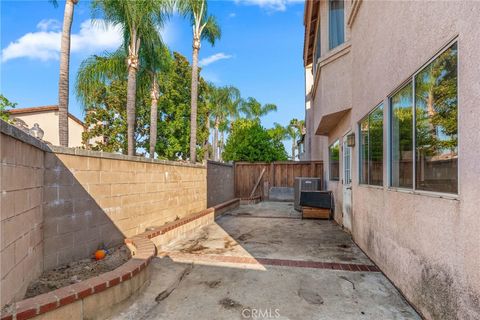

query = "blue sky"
1;0;305;149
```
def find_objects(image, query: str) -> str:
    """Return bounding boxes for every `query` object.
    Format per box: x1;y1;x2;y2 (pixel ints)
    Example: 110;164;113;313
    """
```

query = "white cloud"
36;19;61;32
1;19;122;63
234;0;303;12
199;53;233;67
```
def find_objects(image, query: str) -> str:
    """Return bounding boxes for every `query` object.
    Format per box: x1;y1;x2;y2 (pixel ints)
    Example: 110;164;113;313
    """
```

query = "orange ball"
94;250;106;260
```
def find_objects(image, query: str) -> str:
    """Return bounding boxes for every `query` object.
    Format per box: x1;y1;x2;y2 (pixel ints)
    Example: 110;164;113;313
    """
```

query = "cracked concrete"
110;202;420;320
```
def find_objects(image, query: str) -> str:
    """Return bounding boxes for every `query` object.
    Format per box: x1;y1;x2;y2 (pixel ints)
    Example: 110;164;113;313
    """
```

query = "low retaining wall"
0;234;155;320
1;198;239;320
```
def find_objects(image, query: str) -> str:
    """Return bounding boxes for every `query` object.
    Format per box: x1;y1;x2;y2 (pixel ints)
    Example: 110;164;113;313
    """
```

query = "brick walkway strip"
163;252;380;272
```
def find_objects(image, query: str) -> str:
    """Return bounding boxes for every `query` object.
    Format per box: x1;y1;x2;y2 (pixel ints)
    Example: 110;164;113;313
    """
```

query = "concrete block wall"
207;161;234;207
43;148;207;270
0;133;44;307
0;120;208;307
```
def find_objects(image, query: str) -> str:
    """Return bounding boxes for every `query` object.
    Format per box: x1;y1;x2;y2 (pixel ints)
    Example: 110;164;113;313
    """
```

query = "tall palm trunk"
204;112;210;160
189;36;200;163
126;32;140;156
149;75;159;158
58;0;77;147
291;144;296;161
220;130;225;162
213;116;219;161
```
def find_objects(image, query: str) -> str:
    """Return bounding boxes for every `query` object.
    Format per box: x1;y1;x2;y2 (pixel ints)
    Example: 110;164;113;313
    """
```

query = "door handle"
346;187;352;190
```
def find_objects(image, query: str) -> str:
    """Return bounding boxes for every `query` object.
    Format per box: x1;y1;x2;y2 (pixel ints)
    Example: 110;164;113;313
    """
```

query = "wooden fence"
234;161;324;200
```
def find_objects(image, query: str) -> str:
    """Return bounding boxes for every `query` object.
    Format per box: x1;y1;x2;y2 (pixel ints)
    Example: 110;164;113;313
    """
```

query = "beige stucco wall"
349;2;480;319
11;111;85;147
306;1;480;319
0;133;44;307
307;1;480;319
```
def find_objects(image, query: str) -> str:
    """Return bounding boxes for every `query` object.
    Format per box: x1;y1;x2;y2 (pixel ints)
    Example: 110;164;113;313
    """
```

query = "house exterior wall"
11;110;85;147
304;1;480;319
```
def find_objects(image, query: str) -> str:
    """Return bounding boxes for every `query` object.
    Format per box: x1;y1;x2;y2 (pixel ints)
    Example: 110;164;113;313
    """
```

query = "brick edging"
0;199;242;320
164;252;381;272
1;234;156;320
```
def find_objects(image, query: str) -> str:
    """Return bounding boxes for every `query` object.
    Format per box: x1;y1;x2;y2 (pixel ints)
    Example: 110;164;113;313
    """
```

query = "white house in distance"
8;105;86;147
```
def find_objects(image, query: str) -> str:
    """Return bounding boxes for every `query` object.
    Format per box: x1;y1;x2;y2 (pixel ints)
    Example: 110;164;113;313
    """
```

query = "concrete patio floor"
112;202;420;320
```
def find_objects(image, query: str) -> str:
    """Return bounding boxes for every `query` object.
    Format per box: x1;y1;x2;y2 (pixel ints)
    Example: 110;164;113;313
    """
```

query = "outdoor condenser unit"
294;177;322;211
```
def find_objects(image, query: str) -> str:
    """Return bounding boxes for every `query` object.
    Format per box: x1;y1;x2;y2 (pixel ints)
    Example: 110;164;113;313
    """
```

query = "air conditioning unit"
294;177;322;211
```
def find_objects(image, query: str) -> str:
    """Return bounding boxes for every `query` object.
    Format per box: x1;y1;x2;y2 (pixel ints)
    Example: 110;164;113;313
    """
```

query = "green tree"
177;0;221;163
156;52;210;161
239;97;277;120
0;95;17;123
223;119;288;162
92;0;171;156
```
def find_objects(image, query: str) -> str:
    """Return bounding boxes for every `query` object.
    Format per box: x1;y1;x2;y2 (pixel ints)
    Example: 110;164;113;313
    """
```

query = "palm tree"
53;0;79;147
177;0;221;163
239;97;277;121
139;40;171;158
286;119;305;160
92;0;171;156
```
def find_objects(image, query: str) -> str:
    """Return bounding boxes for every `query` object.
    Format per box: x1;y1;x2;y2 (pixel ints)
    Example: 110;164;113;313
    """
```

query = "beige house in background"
8;105;86;147
303;0;479;319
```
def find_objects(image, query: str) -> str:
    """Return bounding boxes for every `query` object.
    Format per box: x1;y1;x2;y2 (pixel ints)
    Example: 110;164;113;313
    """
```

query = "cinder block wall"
0;132;44;307
1;121;207;306
43;149;207;270
207;161;235;207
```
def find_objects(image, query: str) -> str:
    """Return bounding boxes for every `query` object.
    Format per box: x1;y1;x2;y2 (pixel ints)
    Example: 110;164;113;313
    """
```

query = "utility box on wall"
294;177;322;211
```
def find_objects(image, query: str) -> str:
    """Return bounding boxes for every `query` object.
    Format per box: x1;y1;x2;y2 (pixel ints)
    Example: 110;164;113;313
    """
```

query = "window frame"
328;0;345;50
329;139;340;181
387;39;459;196
358;103;384;187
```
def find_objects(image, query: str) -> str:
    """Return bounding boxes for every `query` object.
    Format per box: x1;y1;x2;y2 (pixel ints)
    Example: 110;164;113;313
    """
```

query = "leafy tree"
0;95;17;123
177;0;221;163
156;52;210;161
223;119;288;162
91;0;171;156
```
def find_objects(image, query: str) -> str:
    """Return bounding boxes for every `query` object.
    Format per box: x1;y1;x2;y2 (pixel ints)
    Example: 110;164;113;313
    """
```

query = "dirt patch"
337;244;350;249
298;288;324;305
219;297;244;310
237;233;253;242
180;233;209;253
224;238;239;249
203;279;222;289
24;245;130;299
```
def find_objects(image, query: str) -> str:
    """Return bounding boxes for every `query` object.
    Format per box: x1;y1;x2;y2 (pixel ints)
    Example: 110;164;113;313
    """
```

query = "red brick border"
225;215;300;220
1;199;240;320
1;236;156;320
163;252;380;272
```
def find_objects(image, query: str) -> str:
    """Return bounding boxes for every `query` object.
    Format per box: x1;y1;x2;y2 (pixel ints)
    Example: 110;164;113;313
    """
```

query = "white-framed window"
389;42;458;194
329;140;340;181
359;104;384;186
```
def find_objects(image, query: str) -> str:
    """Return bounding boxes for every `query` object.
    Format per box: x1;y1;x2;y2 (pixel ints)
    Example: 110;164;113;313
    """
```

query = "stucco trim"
347;0;362;27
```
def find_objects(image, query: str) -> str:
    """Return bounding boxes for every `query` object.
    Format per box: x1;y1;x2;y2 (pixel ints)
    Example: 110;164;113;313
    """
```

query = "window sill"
358;184;384;190
386;187;459;201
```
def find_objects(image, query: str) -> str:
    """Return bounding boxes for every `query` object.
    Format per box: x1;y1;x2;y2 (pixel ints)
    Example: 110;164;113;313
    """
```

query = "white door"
342;134;352;231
